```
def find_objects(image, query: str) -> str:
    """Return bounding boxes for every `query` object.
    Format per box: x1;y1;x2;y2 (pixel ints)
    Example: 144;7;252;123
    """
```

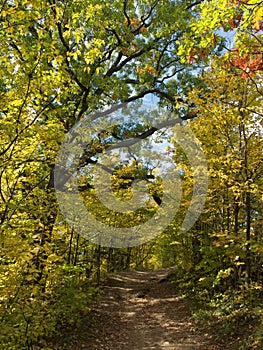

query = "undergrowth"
171;272;263;349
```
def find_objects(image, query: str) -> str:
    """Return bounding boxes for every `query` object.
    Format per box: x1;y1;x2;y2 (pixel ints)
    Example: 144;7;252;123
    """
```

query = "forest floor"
56;268;238;350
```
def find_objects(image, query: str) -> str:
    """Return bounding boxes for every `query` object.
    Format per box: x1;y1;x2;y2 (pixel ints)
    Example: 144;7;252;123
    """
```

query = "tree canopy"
0;1;263;349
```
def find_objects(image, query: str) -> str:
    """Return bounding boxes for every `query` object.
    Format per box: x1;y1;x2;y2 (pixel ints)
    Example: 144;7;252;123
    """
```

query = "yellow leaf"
253;8;263;30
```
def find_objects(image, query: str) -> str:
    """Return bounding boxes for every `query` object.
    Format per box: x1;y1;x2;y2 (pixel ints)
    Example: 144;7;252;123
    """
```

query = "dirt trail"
68;269;223;350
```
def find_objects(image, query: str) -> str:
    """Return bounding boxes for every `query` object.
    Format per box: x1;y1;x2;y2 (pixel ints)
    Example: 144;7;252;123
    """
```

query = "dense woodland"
0;0;263;349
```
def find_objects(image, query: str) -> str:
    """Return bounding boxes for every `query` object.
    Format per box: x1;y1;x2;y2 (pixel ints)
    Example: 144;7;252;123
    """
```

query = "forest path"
68;269;223;350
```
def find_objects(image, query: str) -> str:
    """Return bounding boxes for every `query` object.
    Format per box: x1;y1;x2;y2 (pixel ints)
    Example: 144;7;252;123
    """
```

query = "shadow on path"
63;268;224;350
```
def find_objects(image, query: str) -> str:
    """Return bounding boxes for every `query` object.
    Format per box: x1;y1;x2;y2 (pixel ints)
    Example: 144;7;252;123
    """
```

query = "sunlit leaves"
178;0;263;77
0;1;204;348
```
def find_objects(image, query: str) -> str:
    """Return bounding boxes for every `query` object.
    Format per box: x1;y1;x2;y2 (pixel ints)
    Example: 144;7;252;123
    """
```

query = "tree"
0;1;205;348
1;0;202;241
170;63;263;295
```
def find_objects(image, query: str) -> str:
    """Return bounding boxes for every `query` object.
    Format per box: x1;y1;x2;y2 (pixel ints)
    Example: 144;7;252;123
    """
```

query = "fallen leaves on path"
57;268;226;350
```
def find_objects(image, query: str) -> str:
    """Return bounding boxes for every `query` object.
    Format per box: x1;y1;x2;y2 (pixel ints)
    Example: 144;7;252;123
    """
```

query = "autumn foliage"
227;47;263;78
